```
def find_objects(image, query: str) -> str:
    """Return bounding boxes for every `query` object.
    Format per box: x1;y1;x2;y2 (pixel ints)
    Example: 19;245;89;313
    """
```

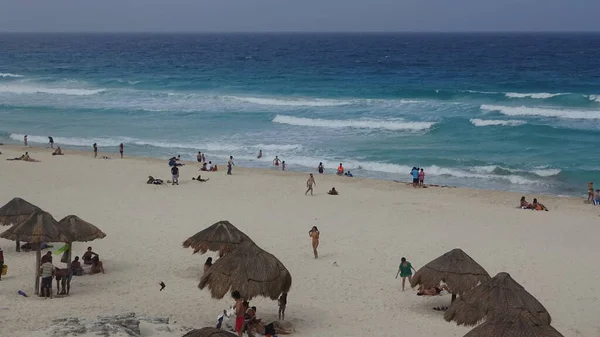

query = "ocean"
1;33;599;196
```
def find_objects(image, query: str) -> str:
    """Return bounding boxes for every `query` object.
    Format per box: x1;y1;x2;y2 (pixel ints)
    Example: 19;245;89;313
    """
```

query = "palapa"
0;197;44;251
445;272;551;326
463;308;564;337
0;211;70;294
57;215;107;275
411;248;490;300
182;327;237;337
183;220;254;255
199;242;292;300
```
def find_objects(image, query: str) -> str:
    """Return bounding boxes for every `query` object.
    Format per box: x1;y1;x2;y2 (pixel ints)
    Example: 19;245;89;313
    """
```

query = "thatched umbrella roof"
183;220;254;254
410;248;491;296
0;197;43;226
445;272;551;326
463;308;564;337
182;327;237;337
199;242;292;300
0;211;69;243
57;215;106;242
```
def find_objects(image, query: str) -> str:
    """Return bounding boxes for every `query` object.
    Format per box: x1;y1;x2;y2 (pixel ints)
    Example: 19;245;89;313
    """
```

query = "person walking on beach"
257;149;262;159
282;161;286;171
24;135;27;146
395;257;416;291
273;156;280;168
418;168;425;187
171;165;179;185
48;136;54;149
309;226;320;258
232;290;245;337
93;143;98;158
305;173;316;196
119;143;124;159
227;156;234;175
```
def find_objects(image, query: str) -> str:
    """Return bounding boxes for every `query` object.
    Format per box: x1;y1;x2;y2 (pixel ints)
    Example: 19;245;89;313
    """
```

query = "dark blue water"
1;33;600;195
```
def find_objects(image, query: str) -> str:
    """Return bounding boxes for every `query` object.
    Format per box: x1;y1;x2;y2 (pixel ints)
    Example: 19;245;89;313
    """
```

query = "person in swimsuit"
327;187;338;195
337;163;344;176
273;156;280;167
119;143;124;159
197;152;203;163
309;226;320;259
48;136;54;149
93;143;98;158
90;255;105;274
52;147;63;155
192;175;209;182
278;293;287;320
595;189;600;205
232;290;245;337
257;150;262;159
395;257;417;291
82;246;98;265
71;256;84;276
305;173;316;196
227;156;234;175
519;196;532;209
282;161;286;171
531;198;548;211
417;284;450;296
588;182;594;203
318;162;324;174
24;135;28;146
418;168;425;187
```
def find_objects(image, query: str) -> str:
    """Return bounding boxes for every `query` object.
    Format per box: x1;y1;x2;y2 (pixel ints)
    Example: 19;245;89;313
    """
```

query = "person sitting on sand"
417;284;450;296
71;256;84;276
147;176;164;185
531;198;548;211
82;246;98;265
52;147;63;155
200;162;208;171
90;255;105;274
204;257;213;274
212;164;218;171
206;161;213;171
337;163;344;176
519;196;532;209
327;187;339;195
247;320;292;336
344;171;353;177
193;175;209;182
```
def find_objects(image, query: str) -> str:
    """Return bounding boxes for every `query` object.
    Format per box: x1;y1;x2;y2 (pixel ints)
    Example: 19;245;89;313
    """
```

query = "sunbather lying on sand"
246;320;292;336
417;284;450;296
6;152;39;162
147;176;164;185
192;175;209;182
327;187;339;195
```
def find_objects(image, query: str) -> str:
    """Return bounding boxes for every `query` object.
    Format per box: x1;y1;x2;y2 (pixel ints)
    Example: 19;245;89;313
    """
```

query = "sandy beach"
0;144;599;337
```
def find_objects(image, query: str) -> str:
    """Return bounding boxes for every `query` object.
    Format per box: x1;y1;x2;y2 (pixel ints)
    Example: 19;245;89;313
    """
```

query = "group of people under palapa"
37;246;105;299
225;290;290;337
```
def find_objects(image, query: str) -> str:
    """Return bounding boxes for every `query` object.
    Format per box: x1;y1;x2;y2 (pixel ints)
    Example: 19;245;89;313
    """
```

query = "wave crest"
480;104;600;120
469;119;526;127
0;73;24;78
0;84;105;96
272;115;434;131
227;96;351;107
505;92;566;99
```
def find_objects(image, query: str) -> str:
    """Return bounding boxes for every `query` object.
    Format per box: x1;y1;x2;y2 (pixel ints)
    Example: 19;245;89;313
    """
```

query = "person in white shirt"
39;260;55;298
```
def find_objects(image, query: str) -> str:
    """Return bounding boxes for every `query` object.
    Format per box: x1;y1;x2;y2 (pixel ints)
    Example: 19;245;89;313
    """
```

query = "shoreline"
0;143;588;206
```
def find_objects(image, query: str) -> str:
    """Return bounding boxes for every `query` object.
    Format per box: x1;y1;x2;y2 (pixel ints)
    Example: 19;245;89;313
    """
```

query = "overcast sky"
1;0;599;32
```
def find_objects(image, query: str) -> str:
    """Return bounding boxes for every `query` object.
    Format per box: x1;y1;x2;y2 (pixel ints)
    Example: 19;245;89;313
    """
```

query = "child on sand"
395;257;417;291
232;291;244;337
309;226;320;258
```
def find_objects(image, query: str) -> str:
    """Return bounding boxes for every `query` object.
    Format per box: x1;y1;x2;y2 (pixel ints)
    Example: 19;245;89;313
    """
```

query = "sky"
0;0;599;32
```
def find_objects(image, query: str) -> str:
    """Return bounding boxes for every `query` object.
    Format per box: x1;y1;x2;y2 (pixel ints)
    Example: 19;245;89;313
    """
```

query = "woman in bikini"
309;226;320;259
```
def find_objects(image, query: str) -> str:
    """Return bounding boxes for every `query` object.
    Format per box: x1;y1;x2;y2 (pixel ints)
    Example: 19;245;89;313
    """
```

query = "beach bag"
2;264;7;275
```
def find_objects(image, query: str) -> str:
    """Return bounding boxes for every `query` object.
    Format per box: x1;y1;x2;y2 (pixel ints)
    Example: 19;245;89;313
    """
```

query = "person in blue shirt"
411;167;419;187
344;171;353;177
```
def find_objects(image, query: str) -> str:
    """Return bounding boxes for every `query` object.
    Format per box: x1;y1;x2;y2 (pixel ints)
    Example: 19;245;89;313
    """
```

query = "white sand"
0;145;599;336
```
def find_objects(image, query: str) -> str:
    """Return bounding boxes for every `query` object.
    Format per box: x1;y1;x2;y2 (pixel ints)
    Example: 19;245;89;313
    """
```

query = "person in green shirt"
395;257;417;291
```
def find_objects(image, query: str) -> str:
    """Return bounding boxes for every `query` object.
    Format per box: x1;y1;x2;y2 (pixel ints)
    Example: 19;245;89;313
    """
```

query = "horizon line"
0;30;599;34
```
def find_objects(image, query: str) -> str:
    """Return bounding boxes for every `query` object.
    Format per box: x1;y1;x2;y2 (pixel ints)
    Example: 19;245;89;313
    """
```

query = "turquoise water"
1;33;600;196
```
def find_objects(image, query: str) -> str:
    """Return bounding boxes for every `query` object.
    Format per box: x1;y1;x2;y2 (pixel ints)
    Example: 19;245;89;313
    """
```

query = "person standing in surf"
273;156;280;168
227;156;234;175
24;135;27;146
48;136;54;149
257;149;262;159
418;168;425;187
119;143;124;159
93;143;98;158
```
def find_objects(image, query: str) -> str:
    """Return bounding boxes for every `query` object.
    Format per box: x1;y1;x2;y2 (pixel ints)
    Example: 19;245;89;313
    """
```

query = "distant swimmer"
318;162;324;174
119;143;124;159
48;136;54;149
305;173;316;196
257;150;262;159
273;156;280;167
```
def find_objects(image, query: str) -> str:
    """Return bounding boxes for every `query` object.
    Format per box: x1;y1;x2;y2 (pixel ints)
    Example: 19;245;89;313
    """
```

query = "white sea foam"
505;92;566;99
0;84;105;96
531;168;561;177
227;96;352;107
469;119;526;127
480;104;600;120
588;95;600;103
471;165;561;177
0;73;24;78
272;115;434;131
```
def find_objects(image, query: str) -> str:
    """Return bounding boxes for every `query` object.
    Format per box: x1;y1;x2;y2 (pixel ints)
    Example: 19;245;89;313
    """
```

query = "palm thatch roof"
445;272;551;326
182;327;237;337
0;211;70;243
183;220;254;254
199;242;292;300
410;248;491;296
0;197;43;226
57;215;106;242
463;308;564;337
